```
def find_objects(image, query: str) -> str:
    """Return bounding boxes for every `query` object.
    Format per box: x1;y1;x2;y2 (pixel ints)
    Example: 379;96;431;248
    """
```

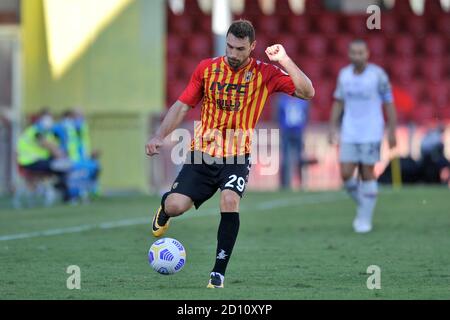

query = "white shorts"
339;142;381;165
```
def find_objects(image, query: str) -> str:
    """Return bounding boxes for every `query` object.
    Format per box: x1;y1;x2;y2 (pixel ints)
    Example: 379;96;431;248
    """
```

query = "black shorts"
168;151;251;209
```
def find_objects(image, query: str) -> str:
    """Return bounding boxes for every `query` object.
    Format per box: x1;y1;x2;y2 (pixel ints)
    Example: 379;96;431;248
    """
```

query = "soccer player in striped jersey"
146;20;314;288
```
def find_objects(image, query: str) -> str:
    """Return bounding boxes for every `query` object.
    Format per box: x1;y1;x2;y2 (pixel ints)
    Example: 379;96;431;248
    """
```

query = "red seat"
327;56;348;79
381;14;399;34
304;36;328;58
427;82;450;108
345;15;368;36
392;0;414;16
418;59;444;83
333;34;353;56
166;91;176;106
435;15;450;34
403;15;428;36
392;35;416;57
244;0;264;15
367;34;388;58
169;15;193;35
437;101;450;119
195;17;212;34
167;80;188;105
423;35;445;56
425;0;445;15
257;15;281;35
253;35;272;58
413;103;438;124
178;58;199;79
312;80;335;109
277;35;300;57
316;13;340;35
445;52;450;73
184;0;204;16
298;58;325;81
166;63;179;82
304;0;326;14
275;0;292;15
167;35;184;57
392;85;416;121
390;58;416;83
188;34;212;58
166;54;185;79
287;15;311;34
402;80;426;103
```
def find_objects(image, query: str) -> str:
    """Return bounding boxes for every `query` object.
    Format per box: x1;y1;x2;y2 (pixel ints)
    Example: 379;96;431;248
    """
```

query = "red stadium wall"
165;0;450;124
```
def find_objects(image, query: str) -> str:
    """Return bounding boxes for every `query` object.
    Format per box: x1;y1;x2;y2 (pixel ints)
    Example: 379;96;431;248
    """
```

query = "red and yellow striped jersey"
179;56;296;157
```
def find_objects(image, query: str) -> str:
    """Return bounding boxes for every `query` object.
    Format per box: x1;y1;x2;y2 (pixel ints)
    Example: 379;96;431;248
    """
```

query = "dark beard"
228;58;241;69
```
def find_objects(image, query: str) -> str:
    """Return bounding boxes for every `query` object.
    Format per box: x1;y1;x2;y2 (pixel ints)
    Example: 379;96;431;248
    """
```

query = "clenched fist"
265;44;288;62
145;136;164;156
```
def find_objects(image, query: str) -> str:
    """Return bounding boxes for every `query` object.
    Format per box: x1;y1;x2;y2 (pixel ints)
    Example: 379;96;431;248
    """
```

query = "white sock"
344;178;360;204
357;180;378;222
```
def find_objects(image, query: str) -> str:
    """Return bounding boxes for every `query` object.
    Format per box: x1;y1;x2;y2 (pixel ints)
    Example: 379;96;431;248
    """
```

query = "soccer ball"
148;237;186;275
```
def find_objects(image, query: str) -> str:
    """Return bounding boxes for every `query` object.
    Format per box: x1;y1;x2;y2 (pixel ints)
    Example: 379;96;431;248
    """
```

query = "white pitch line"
0;193;347;242
0;217;150;241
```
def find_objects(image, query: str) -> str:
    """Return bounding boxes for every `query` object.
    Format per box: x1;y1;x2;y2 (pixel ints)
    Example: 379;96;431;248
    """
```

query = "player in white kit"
328;39;397;233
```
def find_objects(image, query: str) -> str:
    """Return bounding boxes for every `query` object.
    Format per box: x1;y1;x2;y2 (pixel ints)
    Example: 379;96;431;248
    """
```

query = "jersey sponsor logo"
209;82;248;95
216;99;241;111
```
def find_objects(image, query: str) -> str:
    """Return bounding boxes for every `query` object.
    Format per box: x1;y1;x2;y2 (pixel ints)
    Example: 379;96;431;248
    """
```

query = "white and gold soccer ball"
148;238;186;275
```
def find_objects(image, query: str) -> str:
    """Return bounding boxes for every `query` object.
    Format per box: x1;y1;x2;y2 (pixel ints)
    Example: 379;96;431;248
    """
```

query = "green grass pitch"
0;186;449;299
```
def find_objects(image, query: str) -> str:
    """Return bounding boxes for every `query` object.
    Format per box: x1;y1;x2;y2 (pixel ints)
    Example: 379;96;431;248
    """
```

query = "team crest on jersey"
244;71;253;82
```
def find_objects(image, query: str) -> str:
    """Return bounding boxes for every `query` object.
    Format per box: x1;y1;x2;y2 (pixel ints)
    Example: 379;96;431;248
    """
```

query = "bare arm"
38;136;63;158
384;102;397;149
145;100;190;156
265;45;315;100
328;100;344;145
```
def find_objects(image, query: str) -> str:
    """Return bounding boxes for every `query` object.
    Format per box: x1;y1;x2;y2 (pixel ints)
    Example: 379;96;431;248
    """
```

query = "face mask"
39;115;54;130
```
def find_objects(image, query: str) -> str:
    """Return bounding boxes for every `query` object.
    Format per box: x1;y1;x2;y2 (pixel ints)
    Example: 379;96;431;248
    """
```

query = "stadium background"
0;0;449;194
0;0;449;301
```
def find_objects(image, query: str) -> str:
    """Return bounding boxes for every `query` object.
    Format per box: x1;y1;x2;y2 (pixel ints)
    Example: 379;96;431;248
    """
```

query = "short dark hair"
226;20;255;43
39;107;51;117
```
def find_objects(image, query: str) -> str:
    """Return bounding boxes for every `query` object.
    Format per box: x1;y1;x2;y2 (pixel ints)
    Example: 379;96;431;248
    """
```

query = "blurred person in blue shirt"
53;109;101;201
276;94;310;189
73;108;101;195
